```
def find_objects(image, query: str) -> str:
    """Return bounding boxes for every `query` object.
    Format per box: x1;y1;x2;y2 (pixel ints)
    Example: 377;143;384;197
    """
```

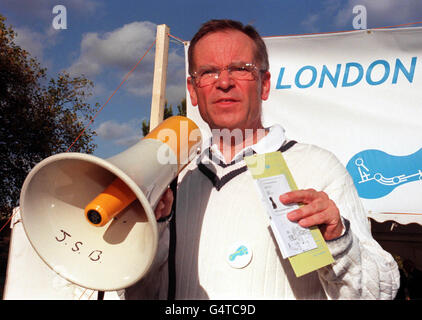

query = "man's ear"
260;71;271;101
187;77;198;106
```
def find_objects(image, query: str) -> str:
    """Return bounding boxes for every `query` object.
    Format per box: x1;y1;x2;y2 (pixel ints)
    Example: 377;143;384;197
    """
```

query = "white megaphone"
19;116;202;291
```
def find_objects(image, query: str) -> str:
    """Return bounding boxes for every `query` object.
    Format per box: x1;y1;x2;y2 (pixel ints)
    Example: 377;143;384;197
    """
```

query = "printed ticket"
244;151;334;277
256;174;317;258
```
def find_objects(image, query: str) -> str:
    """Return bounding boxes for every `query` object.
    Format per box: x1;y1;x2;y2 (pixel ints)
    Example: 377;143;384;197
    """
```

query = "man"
126;19;399;300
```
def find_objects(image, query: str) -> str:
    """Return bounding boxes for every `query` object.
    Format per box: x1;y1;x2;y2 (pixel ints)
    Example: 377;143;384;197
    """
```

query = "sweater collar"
201;124;286;165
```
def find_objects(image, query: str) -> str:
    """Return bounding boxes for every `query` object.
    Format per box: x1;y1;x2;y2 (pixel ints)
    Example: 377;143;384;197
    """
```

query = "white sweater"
171;144;399;299
123;127;400;300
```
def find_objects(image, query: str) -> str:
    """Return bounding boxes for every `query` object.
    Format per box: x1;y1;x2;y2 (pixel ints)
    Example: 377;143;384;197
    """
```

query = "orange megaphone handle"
84;178;136;227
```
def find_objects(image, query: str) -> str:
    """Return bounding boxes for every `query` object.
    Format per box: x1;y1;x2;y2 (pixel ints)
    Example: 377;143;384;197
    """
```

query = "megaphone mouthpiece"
86;210;102;224
84;177;136;227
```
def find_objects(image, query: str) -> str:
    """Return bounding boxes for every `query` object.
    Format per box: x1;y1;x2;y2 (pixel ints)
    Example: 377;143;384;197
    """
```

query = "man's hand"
154;187;174;220
279;189;344;241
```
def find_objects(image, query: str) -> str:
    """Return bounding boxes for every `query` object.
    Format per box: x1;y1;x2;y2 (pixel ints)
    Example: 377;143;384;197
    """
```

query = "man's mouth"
214;98;239;104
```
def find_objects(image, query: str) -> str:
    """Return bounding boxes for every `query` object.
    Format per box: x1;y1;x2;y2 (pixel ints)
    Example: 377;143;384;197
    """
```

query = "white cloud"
13;27;46;60
3;0;101;63
335;0;422;28
301;13;322;33
124;52;186;105
13;25;60;67
167;50;186;86
68;21;157;76
68;21;187;105
300;0;342;32
96;119;143;147
97;120;132;140
166;84;187;106
301;0;422;32
114;135;141;147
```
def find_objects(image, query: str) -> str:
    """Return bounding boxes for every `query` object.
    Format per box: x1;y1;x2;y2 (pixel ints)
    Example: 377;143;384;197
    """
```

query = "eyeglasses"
190;62;265;87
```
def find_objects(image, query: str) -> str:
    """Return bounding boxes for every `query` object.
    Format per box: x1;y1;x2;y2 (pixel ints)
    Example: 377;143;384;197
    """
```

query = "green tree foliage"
141;97;187;136
0;15;99;218
176;97;187;117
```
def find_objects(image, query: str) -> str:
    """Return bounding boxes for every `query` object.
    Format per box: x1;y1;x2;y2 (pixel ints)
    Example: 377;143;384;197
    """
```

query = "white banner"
185;27;422;215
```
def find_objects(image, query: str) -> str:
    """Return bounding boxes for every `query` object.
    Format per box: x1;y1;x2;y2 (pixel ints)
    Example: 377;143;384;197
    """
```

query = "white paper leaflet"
255;174;317;258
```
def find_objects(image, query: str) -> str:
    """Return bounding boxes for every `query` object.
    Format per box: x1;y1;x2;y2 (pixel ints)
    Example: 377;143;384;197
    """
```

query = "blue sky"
2;0;422;158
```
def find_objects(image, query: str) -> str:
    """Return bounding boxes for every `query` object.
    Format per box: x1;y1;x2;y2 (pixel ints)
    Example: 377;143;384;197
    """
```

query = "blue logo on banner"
346;148;422;199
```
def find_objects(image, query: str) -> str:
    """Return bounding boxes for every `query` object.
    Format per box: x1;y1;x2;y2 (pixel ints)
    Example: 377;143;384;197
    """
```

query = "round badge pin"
226;242;253;269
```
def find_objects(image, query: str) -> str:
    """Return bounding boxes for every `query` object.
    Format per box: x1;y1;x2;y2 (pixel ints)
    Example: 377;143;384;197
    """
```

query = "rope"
78;288;88;300
372;20;422;30
264;20;422;38
0;215;13;233
66;38;157;153
0;38;157;234
87;289;96;300
168;33;186;45
77;288;96;300
168;20;422;42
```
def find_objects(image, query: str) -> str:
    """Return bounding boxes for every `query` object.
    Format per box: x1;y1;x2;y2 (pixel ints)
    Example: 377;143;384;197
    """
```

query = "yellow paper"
244;151;334;277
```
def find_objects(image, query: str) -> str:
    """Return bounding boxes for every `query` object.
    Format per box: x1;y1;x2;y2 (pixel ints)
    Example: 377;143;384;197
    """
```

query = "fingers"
286;197;329;223
155;201;165;220
154;187;174;220
280;189;328;224
279;188;326;205
293;210;329;228
279;189;343;240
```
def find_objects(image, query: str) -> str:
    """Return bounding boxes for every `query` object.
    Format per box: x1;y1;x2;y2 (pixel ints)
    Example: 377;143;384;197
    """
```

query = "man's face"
187;30;271;131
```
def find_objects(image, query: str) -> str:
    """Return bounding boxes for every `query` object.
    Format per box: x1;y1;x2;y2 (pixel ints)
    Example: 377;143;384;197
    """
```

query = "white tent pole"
149;24;170;131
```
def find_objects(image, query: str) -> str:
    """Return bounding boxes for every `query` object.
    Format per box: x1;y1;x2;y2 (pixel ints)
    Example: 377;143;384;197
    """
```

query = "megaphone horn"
19;116;202;291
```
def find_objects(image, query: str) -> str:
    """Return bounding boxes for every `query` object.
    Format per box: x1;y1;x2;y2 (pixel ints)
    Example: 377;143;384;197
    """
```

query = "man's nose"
215;69;234;90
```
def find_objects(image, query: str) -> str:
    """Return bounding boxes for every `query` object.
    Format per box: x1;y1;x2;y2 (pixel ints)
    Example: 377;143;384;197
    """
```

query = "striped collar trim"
198;140;297;191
